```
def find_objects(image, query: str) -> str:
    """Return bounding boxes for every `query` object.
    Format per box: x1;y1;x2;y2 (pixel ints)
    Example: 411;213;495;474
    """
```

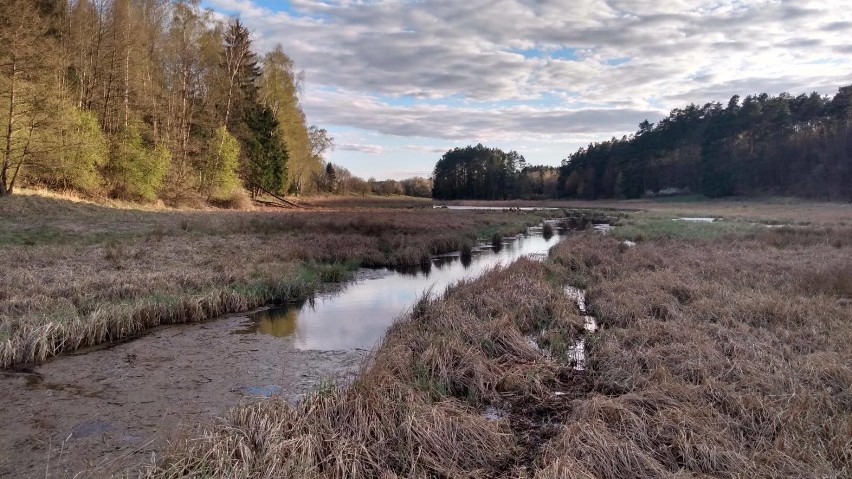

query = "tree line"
432;86;851;202
0;0;334;204
316;163;432;198
557;86;852;201
431;144;557;200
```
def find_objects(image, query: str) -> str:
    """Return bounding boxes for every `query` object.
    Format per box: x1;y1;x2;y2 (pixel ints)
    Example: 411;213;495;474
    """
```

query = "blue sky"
205;0;852;179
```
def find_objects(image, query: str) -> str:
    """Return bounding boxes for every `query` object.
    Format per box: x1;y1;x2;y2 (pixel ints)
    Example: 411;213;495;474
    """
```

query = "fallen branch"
258;187;307;209
252;199;290;209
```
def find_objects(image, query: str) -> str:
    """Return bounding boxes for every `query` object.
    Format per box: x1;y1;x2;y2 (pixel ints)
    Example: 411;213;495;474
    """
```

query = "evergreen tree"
243;105;288;197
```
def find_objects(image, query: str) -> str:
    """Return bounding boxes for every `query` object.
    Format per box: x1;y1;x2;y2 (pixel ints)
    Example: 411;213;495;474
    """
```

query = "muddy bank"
0;314;367;478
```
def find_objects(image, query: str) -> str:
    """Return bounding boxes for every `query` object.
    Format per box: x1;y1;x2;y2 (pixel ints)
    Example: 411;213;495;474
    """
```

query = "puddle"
676;217;715;222
0;224;564;477
482;406;507;422
567;338;588;370
563;285;599;370
238;385;284;397
593;223;613;233
564;285;588;314
0;326;368;478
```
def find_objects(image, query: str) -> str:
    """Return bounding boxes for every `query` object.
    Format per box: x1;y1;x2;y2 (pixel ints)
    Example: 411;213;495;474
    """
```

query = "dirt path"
0;314;367;478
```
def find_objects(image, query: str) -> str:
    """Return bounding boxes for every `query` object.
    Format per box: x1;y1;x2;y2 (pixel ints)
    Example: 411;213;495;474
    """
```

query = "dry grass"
146;259;590;478
450;196;852;225
6;189;850;477
539;229;851;478
0;193;549;367
147;215;850;478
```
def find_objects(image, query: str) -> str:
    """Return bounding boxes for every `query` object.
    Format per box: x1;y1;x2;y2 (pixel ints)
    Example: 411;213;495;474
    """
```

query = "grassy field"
0;191;552;367
143;200;851;478
3;191;850;477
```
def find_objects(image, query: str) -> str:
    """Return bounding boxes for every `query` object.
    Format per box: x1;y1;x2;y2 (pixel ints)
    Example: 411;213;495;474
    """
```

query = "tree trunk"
1;58;17;196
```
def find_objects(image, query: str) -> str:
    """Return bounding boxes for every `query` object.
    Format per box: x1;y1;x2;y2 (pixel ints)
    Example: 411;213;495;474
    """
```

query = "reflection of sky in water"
434;206;559;210
246;233;561;351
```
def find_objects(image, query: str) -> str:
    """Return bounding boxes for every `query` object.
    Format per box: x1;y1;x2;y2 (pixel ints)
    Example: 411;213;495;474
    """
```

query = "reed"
0;193;550;367
147;220;851;478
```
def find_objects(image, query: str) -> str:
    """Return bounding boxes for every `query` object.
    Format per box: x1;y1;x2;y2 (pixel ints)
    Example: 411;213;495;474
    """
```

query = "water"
434;205;560;210
0;226;563;478
237;231;563;351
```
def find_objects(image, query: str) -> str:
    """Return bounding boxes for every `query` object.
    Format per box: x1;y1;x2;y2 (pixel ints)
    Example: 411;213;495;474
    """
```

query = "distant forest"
432;145;558;200
433;86;852;202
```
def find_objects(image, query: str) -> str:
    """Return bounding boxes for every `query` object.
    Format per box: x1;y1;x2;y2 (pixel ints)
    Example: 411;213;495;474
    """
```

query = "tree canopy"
0;0;333;204
557;87;852;201
432;144;525;200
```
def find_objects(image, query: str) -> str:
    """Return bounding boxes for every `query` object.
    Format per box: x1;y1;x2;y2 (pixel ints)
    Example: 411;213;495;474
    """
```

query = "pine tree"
243;105;287;197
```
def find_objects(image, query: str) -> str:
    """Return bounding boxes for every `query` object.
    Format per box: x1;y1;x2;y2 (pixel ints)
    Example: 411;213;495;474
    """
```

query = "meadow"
0;191;549;367
142;199;851;478
2;191;850;478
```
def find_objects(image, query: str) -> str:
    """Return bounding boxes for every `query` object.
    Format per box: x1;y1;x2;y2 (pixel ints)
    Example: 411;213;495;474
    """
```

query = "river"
0;228;561;478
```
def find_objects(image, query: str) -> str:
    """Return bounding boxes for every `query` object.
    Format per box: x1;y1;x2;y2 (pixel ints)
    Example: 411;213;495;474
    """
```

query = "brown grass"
147;220;850;478
539;229;851;478
450;196;852;225
0;193;548;367
146;259;590;478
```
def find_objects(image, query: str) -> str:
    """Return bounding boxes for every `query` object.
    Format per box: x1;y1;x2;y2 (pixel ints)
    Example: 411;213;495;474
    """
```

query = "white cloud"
337;142;386;154
401;145;450;154
206;0;852;175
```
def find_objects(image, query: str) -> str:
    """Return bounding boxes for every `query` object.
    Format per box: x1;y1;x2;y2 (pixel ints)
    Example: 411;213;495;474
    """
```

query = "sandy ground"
0;313;368;478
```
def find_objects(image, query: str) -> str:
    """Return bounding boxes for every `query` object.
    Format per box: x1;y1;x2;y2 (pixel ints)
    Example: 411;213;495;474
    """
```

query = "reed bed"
538;228;851;478
148;222;850;478
0;193;547;367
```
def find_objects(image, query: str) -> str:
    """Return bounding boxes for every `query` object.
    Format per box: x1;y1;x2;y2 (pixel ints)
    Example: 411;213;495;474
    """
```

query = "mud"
0;314;367;478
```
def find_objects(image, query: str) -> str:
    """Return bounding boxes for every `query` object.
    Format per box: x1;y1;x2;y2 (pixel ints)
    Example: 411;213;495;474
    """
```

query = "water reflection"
434;205;559;211
238;231;562;351
235;307;298;337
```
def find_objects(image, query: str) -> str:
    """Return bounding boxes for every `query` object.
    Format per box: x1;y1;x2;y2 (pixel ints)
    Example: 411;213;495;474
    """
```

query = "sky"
203;0;852;180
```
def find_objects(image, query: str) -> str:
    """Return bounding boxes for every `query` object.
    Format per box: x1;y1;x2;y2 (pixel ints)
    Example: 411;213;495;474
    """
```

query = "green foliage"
22;106;107;194
207;126;242;200
516;166;558;199
243;106;288;195
613;214;762;241
558;86;852;201
64;108;108;193
260;46;317;195
432;144;524;200
106;123;170;202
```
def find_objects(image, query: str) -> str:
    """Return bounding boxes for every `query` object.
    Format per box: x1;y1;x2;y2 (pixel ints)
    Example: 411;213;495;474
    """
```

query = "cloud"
206;0;852;171
337;143;386;154
401;145;450;154
303;87;662;142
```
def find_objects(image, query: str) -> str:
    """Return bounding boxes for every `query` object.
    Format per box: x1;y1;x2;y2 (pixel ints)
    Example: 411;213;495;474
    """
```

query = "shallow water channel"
0;229;561;478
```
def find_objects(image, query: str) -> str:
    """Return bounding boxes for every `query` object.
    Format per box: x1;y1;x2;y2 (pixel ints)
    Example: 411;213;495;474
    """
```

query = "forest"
432;86;852;202
558;87;852;201
0;0;338;205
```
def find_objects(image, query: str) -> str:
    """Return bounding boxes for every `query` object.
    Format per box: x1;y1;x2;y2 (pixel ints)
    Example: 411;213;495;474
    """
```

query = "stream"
0;228;562;478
